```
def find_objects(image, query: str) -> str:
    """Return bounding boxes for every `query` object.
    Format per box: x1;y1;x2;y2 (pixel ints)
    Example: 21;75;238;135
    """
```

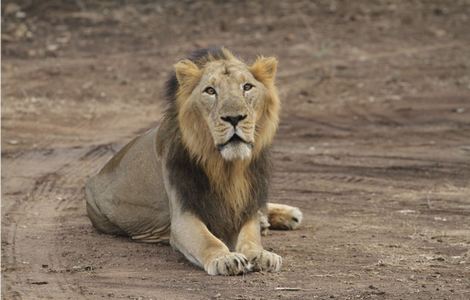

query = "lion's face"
192;60;267;161
174;50;279;162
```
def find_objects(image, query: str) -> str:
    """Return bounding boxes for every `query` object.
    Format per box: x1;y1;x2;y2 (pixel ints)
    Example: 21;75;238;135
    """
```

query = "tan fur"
85;49;302;276
235;216;280;271
249;56;280;155
267;203;303;230
174;49;280;220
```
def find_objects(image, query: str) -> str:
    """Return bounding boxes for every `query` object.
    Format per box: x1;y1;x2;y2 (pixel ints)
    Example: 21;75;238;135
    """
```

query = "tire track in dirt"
2;153;67;298
3;164;65;298
2;143;114;299
46;145;114;298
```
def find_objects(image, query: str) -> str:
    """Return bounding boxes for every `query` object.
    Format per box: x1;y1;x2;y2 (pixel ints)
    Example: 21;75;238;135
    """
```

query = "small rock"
16;11;26;19
433;7;448;16
373;291;386;295
193;41;204;48
47;44;59;52
284;33;295;41
56;35;70;44
388;95;402;101
219;21;227;32
398;209;416;214
4;3;21;15
432;29;446;38
14;24;29;39
432;257;445;261
27;49;37;57
82;81;93;89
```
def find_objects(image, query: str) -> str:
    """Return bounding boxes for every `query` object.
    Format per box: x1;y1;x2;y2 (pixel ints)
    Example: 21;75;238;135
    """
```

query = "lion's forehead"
202;61;253;87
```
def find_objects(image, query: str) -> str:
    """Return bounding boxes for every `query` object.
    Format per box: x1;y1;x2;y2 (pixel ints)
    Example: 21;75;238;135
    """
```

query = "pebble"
47;44;59;52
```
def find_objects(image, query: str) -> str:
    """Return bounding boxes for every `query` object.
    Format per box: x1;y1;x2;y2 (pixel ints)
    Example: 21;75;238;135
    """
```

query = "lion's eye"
243;83;254;91
204;87;217;95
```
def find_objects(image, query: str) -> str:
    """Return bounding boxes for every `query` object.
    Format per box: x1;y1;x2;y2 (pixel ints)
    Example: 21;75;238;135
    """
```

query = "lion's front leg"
170;211;251;276
235;217;282;272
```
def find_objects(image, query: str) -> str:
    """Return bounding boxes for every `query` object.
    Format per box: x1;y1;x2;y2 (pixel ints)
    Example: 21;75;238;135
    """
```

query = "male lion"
85;48;303;275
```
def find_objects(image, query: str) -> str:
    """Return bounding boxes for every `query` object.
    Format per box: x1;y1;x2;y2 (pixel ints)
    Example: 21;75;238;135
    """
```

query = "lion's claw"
206;253;251;276
250;250;282;272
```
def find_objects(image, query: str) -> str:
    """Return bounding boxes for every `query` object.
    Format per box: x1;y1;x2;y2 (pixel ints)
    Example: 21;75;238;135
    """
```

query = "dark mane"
166;136;270;248
160;48;271;249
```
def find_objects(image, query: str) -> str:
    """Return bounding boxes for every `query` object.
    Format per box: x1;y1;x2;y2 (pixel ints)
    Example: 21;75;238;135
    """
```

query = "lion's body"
86;48;303;275
86;127;171;242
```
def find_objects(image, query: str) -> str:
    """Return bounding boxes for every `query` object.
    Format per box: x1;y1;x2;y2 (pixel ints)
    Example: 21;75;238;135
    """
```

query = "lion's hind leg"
86;187;126;236
131;224;171;244
266;203;303;230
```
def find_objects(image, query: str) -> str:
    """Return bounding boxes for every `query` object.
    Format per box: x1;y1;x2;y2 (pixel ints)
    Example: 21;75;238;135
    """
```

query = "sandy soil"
2;1;470;299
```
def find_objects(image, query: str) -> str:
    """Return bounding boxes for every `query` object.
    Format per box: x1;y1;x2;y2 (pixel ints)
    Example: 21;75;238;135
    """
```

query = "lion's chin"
219;142;252;161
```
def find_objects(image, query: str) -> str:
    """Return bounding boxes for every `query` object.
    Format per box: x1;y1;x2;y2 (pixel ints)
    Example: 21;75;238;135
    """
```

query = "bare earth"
2;1;470;299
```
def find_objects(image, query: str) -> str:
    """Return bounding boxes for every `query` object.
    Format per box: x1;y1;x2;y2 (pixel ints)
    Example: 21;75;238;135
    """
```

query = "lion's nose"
221;115;247;127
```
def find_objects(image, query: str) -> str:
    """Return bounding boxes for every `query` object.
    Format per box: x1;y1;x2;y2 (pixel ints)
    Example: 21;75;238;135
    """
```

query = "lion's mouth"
217;134;252;151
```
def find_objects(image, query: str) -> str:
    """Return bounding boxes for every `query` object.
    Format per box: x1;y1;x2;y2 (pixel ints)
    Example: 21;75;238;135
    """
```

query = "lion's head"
173;48;280;163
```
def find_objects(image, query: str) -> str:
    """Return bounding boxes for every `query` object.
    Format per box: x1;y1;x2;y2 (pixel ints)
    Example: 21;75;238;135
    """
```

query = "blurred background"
2;1;470;299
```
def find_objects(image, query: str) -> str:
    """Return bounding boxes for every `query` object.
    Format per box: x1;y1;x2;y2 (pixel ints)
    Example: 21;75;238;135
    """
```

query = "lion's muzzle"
217;134;252;151
217;131;253;161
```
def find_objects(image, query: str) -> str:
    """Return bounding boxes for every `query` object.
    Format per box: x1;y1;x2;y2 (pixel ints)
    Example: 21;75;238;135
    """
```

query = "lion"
85;48;303;276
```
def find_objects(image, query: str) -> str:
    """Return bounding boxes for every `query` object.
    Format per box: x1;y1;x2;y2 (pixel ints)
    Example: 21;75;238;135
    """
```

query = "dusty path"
2;1;470;299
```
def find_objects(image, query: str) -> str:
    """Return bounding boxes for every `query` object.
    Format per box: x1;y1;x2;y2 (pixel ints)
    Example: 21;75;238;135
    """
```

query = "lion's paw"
268;204;303;230
286;206;303;229
205;253;251;276
250;250;282;272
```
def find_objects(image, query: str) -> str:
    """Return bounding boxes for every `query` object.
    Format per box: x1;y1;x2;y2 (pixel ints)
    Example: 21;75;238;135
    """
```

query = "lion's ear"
249;56;278;84
174;59;201;88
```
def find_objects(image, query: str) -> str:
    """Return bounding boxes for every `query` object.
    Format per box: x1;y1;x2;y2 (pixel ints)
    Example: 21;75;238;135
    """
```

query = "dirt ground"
2;1;470;299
